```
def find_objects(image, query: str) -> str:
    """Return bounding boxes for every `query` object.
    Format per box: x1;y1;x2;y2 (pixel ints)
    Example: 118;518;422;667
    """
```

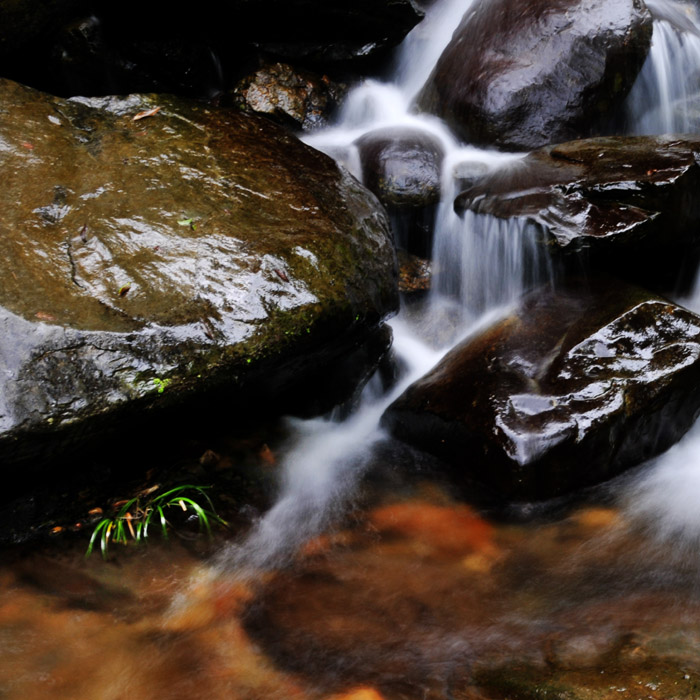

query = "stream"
4;0;700;698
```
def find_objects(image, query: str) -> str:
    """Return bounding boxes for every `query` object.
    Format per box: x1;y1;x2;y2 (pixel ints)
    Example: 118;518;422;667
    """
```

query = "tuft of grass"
86;484;227;558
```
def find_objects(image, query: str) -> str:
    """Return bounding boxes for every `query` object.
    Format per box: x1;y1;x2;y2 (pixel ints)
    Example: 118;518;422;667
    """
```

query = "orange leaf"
132;106;162;121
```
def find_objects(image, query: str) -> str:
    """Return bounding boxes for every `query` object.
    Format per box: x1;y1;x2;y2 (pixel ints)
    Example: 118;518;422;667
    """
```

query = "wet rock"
0;79;398;470
417;0;652;150
229;62;347;131
382;279;700;501
355;128;444;210
451;159;489;192
397;250;431;299
454;135;700;290
355;127;444;257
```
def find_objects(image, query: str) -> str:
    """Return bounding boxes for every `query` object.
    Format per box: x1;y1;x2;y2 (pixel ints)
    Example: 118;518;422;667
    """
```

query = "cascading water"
215;0;555;574
626;0;700;134
216;0;700;578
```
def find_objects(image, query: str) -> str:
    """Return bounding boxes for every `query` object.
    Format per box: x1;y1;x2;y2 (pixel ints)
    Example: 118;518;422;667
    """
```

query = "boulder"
454;135;700;290
417;0;653;151
0;79;398;469
355;127;444;257
229;62;347;131
382;279;700;501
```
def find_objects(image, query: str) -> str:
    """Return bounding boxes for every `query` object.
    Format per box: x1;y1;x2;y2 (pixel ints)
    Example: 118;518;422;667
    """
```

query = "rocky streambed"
3;0;700;698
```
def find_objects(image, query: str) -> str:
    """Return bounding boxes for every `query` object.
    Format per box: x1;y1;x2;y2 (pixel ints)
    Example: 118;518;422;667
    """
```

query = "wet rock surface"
0;78;398;470
229;62;347;131
397;250;431;298
356;127;444;257
455;135;700;289
382;279;700;500
417;0;652;150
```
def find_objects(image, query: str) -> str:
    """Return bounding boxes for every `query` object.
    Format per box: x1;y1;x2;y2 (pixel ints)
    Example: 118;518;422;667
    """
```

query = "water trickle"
214;318;446;575
626;0;700;134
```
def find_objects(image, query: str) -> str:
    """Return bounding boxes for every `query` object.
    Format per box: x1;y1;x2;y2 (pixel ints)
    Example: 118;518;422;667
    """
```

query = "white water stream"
218;0;700;573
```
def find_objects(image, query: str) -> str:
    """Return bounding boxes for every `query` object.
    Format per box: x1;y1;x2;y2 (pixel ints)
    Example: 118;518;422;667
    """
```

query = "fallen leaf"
79;223;89;243
51;526;64;535
132;106;162;121
88;508;103;516
118;284;131;297
274;269;289;282
259;444;276;465
21;142;34;150
177;218;196;230
35;311;56;322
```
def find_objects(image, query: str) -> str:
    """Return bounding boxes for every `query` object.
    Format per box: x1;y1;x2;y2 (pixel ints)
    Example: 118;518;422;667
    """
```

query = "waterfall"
626;0;700;134
215;0;700;575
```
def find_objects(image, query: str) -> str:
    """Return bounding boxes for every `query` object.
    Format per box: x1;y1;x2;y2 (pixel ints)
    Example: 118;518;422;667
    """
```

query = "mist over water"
217;0;700;574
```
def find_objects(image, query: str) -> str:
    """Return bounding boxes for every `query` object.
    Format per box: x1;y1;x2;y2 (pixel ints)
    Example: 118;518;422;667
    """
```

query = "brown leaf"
35;311;56;322
259;444;276;465
274;269;289;282
132;106;162;121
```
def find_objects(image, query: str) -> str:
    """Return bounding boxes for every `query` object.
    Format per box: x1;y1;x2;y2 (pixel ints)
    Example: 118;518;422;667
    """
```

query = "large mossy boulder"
382;279;700;501
0;78;398;468
417;0;652;151
454;136;700;289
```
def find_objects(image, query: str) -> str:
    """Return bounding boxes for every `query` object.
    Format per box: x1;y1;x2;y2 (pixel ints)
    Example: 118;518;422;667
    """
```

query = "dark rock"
382;279;700;501
0;79;398;470
229;62;347;131
238;0;425;66
47;15;226;99
355;127;444;257
454;135;700;290
355;127;444;209
0;0;423;98
417;0;653;150
0;0;87;57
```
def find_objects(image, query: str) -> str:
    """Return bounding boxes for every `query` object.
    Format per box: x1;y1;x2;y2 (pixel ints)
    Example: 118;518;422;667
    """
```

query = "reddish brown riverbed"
2;469;700;700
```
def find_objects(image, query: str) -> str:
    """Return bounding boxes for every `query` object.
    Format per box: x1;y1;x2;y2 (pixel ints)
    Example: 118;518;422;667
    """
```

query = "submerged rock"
355;127;444;258
382;279;700;501
417;0;652;150
0;79;398;469
454;135;700;289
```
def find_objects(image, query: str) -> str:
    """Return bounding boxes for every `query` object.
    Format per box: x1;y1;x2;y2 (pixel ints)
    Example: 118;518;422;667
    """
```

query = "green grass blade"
86;519;111;558
172;497;212;535
156;505;168;539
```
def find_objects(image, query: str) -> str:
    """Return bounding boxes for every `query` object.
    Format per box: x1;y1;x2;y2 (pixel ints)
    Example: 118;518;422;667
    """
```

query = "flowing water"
5;1;700;698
